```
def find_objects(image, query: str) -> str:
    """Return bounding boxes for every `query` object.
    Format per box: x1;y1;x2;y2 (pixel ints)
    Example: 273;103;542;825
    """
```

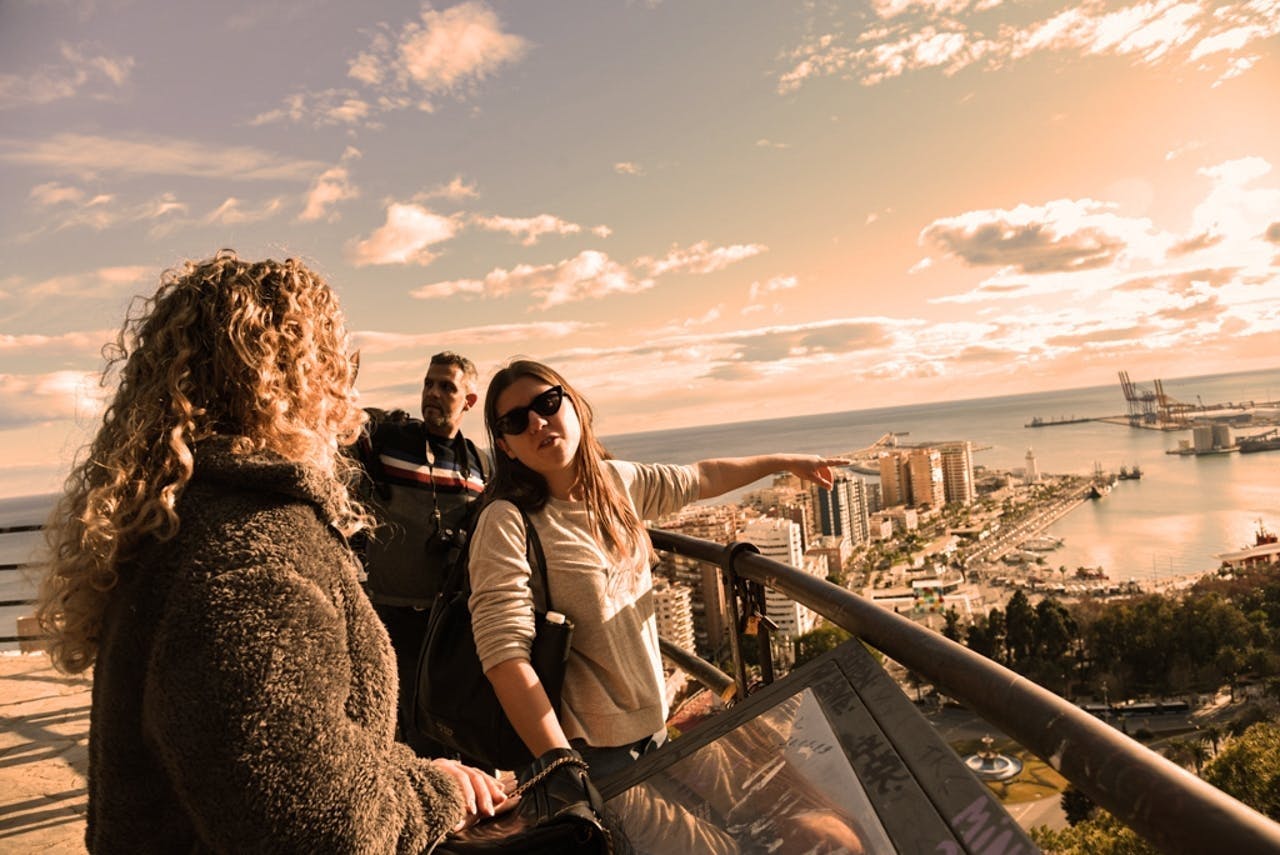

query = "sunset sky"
1;0;1278;497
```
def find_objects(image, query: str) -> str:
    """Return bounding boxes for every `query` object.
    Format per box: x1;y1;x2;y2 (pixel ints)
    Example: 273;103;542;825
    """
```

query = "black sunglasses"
495;385;564;436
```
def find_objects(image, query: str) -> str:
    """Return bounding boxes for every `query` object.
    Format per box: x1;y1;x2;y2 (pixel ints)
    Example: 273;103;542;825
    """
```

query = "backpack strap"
520;508;553;613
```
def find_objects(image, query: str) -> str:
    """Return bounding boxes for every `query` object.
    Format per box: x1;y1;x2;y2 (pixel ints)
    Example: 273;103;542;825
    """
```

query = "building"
652;577;697;658
654;504;740;658
740;516;821;637
907;448;945;509
811;470;870;546
879;452;909;507
1024;448;1040;485
938;441;975;506
806;534;852;578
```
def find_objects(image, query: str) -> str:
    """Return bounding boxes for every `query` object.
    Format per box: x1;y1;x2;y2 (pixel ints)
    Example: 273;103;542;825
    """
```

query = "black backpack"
414;505;573;770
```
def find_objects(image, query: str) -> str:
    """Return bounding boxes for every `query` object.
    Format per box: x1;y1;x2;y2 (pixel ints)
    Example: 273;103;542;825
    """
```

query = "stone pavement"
0;653;89;854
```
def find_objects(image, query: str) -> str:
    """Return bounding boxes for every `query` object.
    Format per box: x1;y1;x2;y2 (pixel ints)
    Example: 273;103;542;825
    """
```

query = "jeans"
572;728;668;783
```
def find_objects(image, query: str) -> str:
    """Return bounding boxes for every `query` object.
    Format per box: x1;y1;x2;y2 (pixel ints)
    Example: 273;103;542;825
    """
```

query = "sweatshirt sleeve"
144;561;464;854
611;460;700;522
468;500;538;672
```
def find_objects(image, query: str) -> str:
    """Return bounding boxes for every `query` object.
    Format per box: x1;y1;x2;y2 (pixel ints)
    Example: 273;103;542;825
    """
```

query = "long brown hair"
36;250;368;673
483;360;643;560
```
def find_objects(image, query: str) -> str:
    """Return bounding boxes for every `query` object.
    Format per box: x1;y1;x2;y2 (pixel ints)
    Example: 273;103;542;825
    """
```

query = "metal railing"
648;527;1280;855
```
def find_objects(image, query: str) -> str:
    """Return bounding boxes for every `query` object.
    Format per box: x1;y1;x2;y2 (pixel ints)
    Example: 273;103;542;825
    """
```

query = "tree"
1005;590;1036;666
793;624;853;667
1061;785;1096;826
942;606;963;642
1202;721;1280;820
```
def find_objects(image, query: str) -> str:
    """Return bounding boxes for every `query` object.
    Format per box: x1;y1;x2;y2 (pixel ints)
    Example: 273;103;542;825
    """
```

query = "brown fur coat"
87;438;463;853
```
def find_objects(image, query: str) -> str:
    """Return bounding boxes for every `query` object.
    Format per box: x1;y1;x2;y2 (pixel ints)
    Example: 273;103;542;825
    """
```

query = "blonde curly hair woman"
37;250;505;853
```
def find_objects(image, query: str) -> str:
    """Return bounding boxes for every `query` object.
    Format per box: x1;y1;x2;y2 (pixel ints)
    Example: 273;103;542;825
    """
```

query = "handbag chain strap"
510;755;590;798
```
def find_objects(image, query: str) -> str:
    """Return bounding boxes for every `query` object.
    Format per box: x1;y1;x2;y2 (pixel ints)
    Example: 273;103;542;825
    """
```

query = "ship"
1117;464;1143;480
1088;462;1114;498
1238;428;1280;454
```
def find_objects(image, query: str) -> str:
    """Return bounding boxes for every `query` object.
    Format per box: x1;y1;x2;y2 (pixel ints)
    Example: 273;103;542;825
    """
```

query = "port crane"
1118;371;1195;427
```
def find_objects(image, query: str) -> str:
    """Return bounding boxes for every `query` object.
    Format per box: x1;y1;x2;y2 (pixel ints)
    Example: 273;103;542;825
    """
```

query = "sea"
603;367;1280;584
4;367;1279;649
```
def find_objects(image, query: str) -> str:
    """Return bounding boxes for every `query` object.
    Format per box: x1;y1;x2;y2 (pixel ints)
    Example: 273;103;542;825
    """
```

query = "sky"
1;0;1278;497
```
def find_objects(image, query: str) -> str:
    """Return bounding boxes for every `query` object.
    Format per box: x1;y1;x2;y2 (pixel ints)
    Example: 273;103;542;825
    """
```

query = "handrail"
648;528;1280;855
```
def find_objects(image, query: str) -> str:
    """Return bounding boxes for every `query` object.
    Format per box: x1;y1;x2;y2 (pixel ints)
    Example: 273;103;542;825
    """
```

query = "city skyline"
2;0;1279;497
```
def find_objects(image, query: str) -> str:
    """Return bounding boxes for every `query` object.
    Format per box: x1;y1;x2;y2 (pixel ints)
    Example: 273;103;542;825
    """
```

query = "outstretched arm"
695;455;848;500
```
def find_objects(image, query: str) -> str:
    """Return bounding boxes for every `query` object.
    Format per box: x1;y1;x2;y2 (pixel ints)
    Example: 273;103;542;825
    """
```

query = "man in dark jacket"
353;351;487;755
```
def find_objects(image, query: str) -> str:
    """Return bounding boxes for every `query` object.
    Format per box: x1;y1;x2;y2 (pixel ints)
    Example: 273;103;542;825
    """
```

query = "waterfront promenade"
0;653;89;853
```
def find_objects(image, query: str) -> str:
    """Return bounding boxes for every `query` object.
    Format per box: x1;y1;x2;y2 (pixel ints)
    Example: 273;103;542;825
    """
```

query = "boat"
1238;428;1280;454
1088;483;1111;499
1117;464;1143;480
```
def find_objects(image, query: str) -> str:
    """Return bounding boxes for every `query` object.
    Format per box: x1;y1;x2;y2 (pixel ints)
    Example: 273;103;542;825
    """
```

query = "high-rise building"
740;517;818;638
879;452;909;507
938;441;975;506
654;504;740;658
812;470;871;546
907;448;945;509
652;577;697;660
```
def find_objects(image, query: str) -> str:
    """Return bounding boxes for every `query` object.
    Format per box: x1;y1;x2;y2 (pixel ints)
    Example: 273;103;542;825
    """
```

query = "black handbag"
437;749;614;855
415;506;574;771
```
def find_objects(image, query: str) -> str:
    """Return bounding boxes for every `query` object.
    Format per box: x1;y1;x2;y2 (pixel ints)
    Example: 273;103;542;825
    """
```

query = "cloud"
252;2;527;127
0;329;115;360
29;182;86;206
0;133;325;181
727;318;898;362
1168;229;1225;256
248;89;375;128
204;196;285;225
348;203;458;266
1045;324;1155;347
471;213;608;246
27;265;154;298
299;165;359;222
353;321;594;354
919;199;1160;274
0;371;103;428
614;162;643;175
777;0;1279;91
418;176;479;201
0;42;133;109
414;250;653;309
756;139;790;149
392;1;528;95
638;241;767;277
1266;223;1280;244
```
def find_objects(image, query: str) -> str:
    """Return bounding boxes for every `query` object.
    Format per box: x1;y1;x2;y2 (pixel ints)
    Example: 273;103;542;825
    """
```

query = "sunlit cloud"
638;241;767;277
0;329;115;360
204;196;285;225
413;250;653;309
470;213;611;246
0;371;103;428
25;265;154;298
418;175;479;201
259;1;528;126
299;150;362;222
348;203;458;266
24;186;191;233
778;0;1279;91
0;42;133;109
0;133;326;181
614;162;643;175
353;321;595;354
249;89;374;128
919;199;1163;274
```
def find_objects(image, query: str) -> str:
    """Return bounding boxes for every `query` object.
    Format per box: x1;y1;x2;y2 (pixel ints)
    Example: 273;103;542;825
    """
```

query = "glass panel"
608;688;894;854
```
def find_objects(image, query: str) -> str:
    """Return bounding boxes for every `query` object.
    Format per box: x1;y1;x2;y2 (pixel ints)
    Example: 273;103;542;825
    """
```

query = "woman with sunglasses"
468;359;844;781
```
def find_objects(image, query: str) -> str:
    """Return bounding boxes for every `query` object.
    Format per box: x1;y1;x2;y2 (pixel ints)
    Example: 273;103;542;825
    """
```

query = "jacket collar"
193;435;348;524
